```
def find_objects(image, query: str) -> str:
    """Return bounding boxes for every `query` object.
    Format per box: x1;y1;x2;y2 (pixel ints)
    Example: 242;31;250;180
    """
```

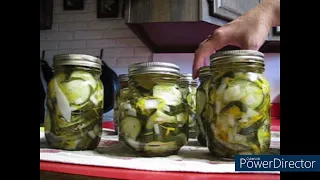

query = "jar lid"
128;62;180;76
199;66;211;78
53;54;102;70
180;73;198;85
119;74;129;82
210;50;264;66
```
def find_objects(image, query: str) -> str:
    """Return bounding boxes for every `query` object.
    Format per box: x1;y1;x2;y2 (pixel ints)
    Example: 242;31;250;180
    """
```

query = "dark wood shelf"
127;22;280;54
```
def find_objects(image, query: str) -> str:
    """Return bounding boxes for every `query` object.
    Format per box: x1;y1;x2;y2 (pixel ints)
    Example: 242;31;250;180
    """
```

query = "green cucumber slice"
196;90;206;114
120;117;142;140
224;80;264;109
54;79;71;122
60;79;92;106
153;84;182;106
70;71;97;90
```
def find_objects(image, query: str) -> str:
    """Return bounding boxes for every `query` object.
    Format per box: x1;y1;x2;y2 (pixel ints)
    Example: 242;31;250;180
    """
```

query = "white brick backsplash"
44;49;74;66
134;47;152;56
74;31;103;40
47;32;73;40
116;57;149;67
117;38;145;47
103;48;134;57
59;40;86;49
87;20;127;30
103;29;136;38
102;58;117;67
53;14;74;23
58;22;88;31
87;39;116;48
40;33;46;40
73;13;96;22
73;49;101;56
40;40;58;50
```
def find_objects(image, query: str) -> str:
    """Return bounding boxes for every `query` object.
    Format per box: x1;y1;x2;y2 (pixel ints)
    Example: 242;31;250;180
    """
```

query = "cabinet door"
268;26;280;41
208;0;261;21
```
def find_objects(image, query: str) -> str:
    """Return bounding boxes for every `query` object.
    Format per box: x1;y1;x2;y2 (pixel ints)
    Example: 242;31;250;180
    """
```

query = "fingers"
192;38;214;79
192;29;232;79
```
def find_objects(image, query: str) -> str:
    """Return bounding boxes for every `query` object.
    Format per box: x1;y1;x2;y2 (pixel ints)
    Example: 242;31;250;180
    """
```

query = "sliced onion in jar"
54;79;71;122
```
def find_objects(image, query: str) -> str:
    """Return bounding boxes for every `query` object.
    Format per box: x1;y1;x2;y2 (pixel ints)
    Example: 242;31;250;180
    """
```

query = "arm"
192;0;280;78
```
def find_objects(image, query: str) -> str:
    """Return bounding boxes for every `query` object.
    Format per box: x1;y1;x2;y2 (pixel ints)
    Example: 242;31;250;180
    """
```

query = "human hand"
192;0;280;79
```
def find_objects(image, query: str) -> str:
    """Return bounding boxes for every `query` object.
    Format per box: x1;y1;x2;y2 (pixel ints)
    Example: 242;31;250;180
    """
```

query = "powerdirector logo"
235;155;320;172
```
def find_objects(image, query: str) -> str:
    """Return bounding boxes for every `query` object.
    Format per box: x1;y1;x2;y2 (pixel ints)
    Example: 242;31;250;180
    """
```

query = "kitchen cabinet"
208;0;261;21
123;0;279;53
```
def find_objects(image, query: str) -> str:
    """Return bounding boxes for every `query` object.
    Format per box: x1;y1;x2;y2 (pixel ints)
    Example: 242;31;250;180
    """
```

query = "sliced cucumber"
144;141;178;154
224;80;264;109
59;78;93;111
54;79;71;122
220;101;247;119
136;96;166;115
176;112;188;124
196;90;206;114
148;110;177;124
70;71;97;90
153;84;182;106
120;117;142;140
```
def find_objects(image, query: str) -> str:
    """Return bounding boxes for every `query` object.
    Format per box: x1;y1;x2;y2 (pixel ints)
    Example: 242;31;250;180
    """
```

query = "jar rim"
53;54;102;70
119;74;129;82
210;50;264;66
199;66;211;78
180;73;198;85
128;62;181;76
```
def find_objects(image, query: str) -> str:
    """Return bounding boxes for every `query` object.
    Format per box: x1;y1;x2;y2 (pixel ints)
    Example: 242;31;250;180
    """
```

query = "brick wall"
40;0;152;75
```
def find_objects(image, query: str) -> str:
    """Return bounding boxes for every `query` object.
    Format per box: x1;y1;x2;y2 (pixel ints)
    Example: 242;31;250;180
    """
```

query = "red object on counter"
41;104;280;180
40;161;279;180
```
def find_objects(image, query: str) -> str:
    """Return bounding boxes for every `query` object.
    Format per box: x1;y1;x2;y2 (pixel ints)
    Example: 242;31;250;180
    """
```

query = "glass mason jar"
118;62;189;157
179;74;198;138
113;74;130;134
206;50;271;158
195;66;212;147
44;54;104;150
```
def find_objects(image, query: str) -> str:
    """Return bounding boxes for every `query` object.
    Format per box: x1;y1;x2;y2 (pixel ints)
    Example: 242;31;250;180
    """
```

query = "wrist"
260;0;280;27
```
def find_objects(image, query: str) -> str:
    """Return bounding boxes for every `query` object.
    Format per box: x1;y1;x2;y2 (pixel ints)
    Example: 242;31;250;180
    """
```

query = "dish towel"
40;131;280;174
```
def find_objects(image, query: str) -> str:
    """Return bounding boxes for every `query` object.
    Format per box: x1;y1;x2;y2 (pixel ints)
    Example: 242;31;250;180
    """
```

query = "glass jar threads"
195;66;212;147
179;73;198;138
113;74;130;134
118;62;189;157
206;50;271;158
44;54;104;150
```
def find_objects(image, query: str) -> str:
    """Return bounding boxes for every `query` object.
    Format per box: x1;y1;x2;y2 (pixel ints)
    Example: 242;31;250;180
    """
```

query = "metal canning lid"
119;74;129;82
180;73;198;85
210;50;265;66
53;54;102;70
128;62;181;76
199;66;211;77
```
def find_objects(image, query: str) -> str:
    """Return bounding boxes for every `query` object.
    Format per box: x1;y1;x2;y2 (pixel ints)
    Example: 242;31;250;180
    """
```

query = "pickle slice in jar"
257;120;271;152
119;117;142;140
68;70;97;90
223;80;264;109
153;84;182;106
196;90;206;114
136;97;166;115
54;79;71;122
60;79;92;107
